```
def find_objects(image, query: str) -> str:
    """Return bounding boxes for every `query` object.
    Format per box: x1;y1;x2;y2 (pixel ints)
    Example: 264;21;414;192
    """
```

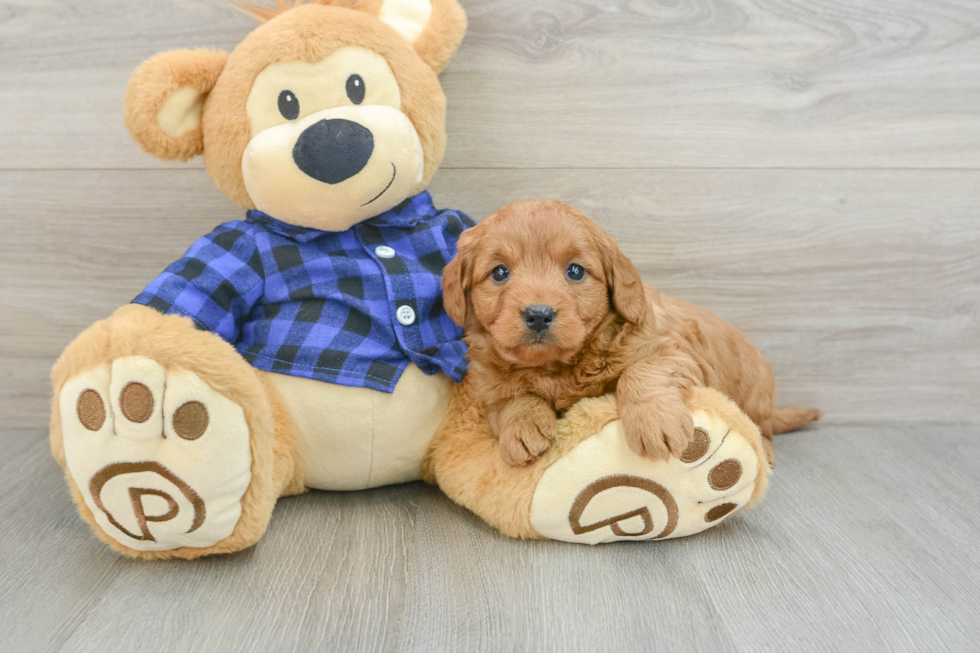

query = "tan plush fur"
423;379;771;538
443;200;819;467
421;375;585;539
124;49;228;161
236;0;466;69
259;373;308;498
684;388;771;507
125;1;463;209
403;0;468;72
237;1;467;73
61;0;468;558
50;305;303;560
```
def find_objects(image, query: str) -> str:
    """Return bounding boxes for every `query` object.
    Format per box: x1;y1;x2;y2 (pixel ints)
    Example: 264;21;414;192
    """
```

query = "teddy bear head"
124;0;466;232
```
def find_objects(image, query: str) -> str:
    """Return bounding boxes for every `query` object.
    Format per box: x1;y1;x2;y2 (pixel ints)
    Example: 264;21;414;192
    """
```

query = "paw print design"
58;356;252;551
530;389;765;544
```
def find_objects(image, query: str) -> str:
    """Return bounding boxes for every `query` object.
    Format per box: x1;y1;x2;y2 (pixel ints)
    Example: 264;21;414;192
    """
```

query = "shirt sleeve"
441;208;477;251
132;221;265;344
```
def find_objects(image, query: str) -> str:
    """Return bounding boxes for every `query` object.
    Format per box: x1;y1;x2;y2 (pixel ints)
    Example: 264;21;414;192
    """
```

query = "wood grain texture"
2;0;979;650
2;168;978;427
2;424;978;653
2;0;980;169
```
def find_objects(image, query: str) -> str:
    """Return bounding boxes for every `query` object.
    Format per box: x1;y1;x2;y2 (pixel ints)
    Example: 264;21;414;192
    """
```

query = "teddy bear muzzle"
241;104;425;232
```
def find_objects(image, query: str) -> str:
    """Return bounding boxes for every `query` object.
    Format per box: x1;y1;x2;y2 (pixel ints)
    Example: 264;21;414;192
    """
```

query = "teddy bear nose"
292;118;374;184
523;304;556;333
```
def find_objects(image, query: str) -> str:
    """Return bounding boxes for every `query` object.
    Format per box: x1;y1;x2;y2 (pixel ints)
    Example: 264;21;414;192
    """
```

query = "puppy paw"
497;409;558;467
620;396;694;461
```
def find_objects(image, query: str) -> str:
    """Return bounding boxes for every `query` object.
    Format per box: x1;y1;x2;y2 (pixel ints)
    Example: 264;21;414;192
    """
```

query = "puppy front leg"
617;353;703;461
488;394;559;467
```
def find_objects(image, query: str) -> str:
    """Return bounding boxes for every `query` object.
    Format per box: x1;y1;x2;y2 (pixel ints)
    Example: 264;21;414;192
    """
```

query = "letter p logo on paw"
530;408;759;544
89;462;205;543
567;475;678;540
60;359;253;552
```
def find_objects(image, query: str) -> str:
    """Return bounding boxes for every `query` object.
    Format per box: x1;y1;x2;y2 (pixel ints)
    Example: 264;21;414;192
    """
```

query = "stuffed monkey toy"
51;0;774;559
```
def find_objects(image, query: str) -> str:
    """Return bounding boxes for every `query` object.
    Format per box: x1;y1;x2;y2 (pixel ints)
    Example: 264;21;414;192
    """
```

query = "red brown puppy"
442;199;818;467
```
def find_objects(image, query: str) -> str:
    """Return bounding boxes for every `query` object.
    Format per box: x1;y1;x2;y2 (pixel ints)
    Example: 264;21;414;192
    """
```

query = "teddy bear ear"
366;0;467;73
124;49;228;162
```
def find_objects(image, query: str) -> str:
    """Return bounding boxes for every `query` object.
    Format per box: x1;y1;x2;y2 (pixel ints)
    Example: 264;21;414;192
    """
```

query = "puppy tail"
770;408;822;435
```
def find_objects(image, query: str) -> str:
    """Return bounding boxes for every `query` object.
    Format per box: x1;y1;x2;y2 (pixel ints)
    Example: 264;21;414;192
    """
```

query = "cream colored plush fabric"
245;47;403;136
60;356;252;552
530;394;763;544
157;86;208;138
379;0;434;43
242;105;424;231
241;44;425;230
262;364;451;491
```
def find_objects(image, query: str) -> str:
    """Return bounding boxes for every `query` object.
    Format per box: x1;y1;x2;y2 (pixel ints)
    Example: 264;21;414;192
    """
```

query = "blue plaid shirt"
133;192;474;393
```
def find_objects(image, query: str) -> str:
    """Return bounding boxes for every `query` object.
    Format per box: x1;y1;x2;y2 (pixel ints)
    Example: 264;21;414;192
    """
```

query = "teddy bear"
50;0;776;559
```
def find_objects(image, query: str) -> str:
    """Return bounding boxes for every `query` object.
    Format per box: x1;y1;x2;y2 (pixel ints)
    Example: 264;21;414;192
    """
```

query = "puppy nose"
523;304;556;333
293;118;374;184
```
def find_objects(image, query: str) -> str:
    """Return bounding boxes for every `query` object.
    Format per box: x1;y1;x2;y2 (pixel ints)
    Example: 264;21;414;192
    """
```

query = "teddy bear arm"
131;220;266;347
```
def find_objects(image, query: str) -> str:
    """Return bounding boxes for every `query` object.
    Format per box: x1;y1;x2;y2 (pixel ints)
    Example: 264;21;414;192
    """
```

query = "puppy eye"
346;74;365;105
566;263;586;282
278;90;300;120
491;265;510;283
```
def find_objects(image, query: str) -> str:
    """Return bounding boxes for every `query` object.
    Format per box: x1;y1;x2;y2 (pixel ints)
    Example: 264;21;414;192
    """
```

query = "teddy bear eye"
566;263;586;282
278;90;300;120
346;74;365;105
491;265;510;283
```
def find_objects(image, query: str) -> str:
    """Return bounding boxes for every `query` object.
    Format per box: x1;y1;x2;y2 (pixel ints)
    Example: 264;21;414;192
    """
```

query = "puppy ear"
363;0;467;72
442;225;480;326
594;227;650;325
124;49;228;162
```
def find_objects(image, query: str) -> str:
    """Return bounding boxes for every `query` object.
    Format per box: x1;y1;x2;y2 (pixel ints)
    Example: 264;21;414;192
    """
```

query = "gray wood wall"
2;0;979;428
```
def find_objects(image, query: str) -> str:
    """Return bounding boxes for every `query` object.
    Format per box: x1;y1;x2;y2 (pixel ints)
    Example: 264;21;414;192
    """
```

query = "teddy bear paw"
529;388;766;544
58;356;252;551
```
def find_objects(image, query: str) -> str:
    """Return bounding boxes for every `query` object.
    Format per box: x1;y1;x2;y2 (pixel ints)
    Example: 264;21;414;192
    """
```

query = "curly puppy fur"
443;199;819;467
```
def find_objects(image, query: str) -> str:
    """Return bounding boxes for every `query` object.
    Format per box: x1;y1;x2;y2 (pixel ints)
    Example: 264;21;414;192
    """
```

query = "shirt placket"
356;224;422;355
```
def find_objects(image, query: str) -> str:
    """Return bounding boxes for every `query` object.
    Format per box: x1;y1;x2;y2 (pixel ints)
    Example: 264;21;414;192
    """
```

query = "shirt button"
375;245;396;259
396;305;416;326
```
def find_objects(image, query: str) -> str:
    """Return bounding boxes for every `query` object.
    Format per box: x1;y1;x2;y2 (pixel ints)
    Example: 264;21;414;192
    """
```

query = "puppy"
442;199;817;467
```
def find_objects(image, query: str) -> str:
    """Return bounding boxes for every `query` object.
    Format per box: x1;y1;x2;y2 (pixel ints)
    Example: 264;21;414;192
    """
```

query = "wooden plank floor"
3;168;978;427
2;0;979;651
2;424;978;653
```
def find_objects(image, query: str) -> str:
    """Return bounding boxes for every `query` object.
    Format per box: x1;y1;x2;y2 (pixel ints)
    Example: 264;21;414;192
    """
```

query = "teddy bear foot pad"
530;399;762;544
59;356;252;551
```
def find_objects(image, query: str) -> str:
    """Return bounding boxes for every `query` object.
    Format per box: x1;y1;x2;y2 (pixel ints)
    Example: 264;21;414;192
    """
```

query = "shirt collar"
246;191;436;243
365;191;435;228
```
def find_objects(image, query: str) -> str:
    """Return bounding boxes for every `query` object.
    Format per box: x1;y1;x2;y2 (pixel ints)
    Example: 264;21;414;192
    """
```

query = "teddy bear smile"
361;162;397;207
240;103;425;232
289;114;397;206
